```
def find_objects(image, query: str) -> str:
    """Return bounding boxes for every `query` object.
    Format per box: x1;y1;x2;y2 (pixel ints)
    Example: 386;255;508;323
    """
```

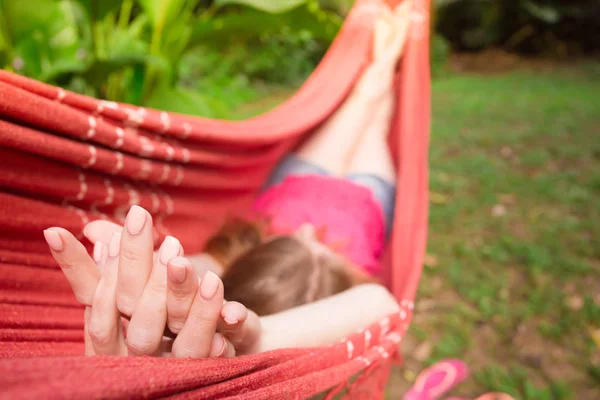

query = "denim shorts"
265;155;396;236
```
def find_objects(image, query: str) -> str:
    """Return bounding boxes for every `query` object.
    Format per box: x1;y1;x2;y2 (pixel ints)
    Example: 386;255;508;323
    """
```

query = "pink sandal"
403;359;469;400
447;394;516;400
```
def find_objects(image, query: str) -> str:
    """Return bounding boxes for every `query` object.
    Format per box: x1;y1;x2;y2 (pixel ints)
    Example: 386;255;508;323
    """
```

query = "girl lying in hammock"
43;3;411;358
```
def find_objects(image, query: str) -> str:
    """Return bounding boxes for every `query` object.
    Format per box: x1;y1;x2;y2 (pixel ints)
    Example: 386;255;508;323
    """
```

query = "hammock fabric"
0;0;430;398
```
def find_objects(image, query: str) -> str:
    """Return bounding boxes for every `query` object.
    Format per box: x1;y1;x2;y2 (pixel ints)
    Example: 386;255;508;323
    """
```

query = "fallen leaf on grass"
437;172;451;183
414;341;433;362
500;146;514;158
424;254;439;268
492;204;507;217
566;295;584;311
430;192;450;204
499;193;516;205
403;369;416;382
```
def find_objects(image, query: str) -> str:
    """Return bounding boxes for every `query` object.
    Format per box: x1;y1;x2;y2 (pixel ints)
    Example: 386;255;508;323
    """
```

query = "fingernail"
108;232;121;258
210;333;226;357
200;271;220;299
125;205;147;236
93;242;104;263
168;257;188;284
222;305;246;325
43;229;64;252
159;236;181;265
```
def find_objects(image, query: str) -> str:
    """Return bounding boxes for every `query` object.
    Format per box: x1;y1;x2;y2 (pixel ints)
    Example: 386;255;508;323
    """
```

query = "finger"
85;242;108;355
92;241;106;273
88;233;127;356
126;236;181;356
209;333;235;358
166;257;199;334
172;271;224;358
83;220;123;245
218;302;248;343
117;205;155;316
83;307;95;356
43;227;101;305
219;303;261;354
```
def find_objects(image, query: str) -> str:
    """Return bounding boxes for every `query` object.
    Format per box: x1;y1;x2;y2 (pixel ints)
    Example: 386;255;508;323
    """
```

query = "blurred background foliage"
0;0;597;118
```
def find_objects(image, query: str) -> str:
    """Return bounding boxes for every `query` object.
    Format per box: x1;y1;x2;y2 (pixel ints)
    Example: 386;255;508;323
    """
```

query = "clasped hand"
44;205;261;358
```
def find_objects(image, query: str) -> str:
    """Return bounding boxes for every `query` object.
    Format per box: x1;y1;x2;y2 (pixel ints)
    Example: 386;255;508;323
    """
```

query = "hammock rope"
0;0;430;398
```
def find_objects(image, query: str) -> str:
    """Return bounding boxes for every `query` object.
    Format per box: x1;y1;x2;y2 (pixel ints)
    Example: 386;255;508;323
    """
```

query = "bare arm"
256;284;399;352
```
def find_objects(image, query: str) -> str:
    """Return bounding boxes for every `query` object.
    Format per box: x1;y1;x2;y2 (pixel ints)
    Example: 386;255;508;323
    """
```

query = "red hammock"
0;0;430;398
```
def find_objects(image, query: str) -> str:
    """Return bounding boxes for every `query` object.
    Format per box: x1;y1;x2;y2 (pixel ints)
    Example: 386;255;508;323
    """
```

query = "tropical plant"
0;0;343;117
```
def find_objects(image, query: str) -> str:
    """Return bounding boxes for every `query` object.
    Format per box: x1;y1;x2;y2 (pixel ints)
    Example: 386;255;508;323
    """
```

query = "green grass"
407;64;600;399
234;63;600;399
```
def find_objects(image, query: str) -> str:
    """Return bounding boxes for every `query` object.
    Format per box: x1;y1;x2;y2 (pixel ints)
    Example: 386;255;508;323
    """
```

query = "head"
204;218;372;316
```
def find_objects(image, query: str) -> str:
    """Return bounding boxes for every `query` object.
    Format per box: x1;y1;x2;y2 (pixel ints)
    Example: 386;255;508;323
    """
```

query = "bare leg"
342;94;396;182
295;1;411;177
342;1;412;182
294;98;369;176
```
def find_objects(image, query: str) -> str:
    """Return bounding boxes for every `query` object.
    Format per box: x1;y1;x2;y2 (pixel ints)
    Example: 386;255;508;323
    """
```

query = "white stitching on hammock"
114;127;125;148
137;159;152;180
400;299;414;310
387;332;402;344
75;172;88;201
124;183;140;207
346;340;354;360
150;191;160;213
112;152;124;174
160;112;171;133
96;100;119;115
84;146;97;168
399;309;407;320
375;346;390;359
125;108;145;126
165;144;175;161
182;122;192;139
355;356;370;367
89;203;109;220
104;179;115;205
65;205;89;239
56;88;66;102
86;116;97;139
158;164;170;183
182;148;191;164
139;136;154;157
379;316;390;336
174;166;184;186
364;329;372;349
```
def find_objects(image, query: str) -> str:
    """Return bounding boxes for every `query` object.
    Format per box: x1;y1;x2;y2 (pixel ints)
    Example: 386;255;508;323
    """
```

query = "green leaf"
74;0;122;22
523;1;561;24
105;28;149;63
188;4;340;49
0;0;58;41
138;0;189;30
145;85;228;118
6;1;91;81
124;64;146;105
214;0;308;14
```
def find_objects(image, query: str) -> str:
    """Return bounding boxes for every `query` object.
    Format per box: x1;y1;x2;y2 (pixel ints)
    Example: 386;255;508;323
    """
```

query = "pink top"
252;175;386;276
